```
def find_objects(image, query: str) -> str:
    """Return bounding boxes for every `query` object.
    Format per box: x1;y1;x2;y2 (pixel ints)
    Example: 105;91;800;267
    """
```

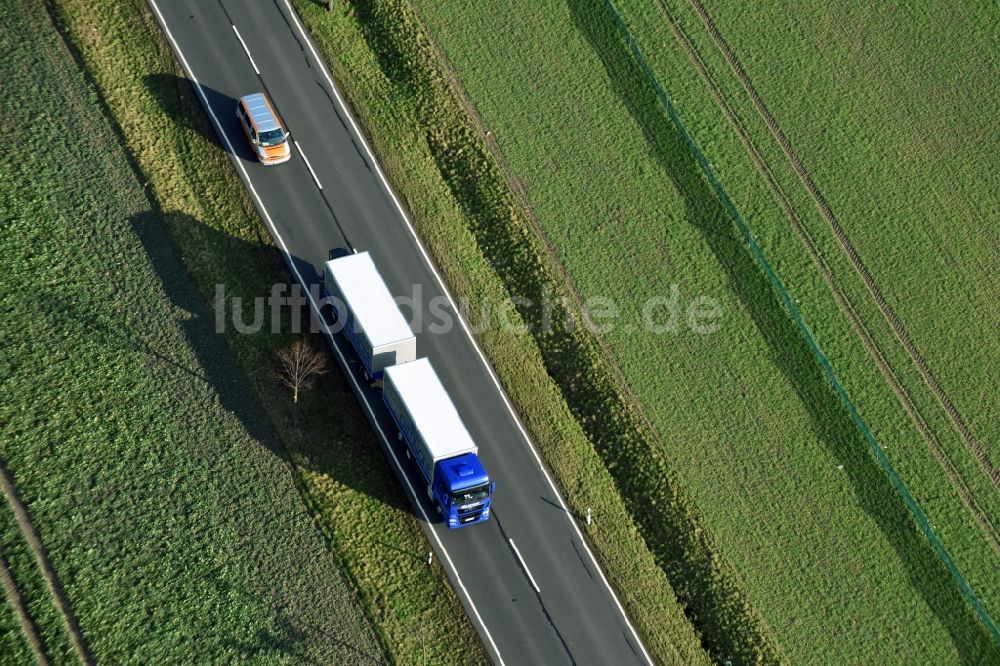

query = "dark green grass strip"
603;0;1000;646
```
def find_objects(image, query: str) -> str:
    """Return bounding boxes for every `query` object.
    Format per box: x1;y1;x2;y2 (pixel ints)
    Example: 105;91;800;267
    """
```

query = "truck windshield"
450;483;490;504
259;128;285;146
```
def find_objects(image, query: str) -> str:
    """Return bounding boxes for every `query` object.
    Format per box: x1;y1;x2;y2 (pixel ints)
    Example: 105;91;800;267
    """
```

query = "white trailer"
383;358;478;483
324;252;416;378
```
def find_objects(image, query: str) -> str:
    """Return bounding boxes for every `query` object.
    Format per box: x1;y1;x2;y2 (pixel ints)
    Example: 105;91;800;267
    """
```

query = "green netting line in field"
602;0;1000;646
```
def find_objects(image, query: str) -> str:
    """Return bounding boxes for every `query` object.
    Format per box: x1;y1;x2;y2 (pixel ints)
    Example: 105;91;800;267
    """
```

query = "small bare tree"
275;339;329;405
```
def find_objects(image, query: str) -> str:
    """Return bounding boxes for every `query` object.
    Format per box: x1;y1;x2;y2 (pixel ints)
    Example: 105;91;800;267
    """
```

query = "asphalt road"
149;1;652;663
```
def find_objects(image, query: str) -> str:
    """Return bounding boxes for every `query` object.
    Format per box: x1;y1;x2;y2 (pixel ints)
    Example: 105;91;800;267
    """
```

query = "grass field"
0;1;388;662
1;493;77;664
612;0;1000;639
0;587;32;665
41;0;489;663
383;0;1000;661
0;585;34;664
680;0;999;458
614;0;1000;566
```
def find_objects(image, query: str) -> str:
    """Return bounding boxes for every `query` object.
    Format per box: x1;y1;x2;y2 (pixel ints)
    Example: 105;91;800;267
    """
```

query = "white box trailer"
383;358;478;483
324;252;416;378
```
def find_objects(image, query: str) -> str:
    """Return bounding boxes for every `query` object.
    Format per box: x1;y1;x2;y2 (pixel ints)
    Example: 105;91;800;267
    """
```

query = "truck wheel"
436;505;442;515
404;446;411;460
397;431;403;442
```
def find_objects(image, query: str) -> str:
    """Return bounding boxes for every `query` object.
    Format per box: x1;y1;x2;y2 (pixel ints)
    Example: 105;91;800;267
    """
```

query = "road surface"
148;1;652;663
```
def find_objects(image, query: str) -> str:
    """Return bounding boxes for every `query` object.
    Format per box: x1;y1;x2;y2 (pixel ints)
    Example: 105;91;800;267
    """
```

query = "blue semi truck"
383;358;494;527
323;253;495;528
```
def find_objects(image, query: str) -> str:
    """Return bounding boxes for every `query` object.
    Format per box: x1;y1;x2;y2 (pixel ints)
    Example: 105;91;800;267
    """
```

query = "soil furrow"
0;460;92;666
0;547;51;666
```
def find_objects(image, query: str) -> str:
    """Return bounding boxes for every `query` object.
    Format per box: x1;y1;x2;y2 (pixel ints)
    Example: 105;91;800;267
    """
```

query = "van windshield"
259;128;285;146
450;483;490;505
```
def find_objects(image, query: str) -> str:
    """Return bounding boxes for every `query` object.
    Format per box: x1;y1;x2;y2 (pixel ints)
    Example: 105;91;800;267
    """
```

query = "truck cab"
436;453;494;527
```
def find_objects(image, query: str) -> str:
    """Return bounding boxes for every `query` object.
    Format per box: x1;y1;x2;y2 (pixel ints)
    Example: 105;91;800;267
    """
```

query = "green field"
0;1;387;662
678;0;999;456
612;0;1000;643
1;494;77;664
0;589;32;665
612;0;1000;572
0;589;34;664
386;0;1000;661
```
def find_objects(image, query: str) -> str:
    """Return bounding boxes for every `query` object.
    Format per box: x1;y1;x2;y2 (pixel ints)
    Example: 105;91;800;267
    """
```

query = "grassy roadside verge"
290;0;763;662
44;0;485;663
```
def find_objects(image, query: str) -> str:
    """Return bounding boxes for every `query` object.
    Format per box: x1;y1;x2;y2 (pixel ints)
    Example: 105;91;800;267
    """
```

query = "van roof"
240;93;281;133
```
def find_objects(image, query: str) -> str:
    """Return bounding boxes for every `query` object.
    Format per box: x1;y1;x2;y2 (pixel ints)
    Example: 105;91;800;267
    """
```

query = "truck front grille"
457;502;483;515
458;511;483;524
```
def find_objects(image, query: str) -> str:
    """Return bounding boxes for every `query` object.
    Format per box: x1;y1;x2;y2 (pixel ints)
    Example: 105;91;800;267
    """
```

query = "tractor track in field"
680;0;999;491
0;546;50;665
0;460;93;666
651;0;1000;555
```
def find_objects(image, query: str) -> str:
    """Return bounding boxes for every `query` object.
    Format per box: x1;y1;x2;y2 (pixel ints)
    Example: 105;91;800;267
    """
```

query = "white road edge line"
278;2;655;663
231;25;260;76
147;4;506;665
508;540;540;593
295;140;322;190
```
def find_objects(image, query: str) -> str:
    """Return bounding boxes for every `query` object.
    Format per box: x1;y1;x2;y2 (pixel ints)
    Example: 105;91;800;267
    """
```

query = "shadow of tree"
129;210;283;454
124;210;415;519
143;73;261;163
144;73;226;151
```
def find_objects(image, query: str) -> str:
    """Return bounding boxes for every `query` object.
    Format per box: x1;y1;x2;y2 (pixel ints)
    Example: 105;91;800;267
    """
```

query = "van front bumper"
259;152;291;165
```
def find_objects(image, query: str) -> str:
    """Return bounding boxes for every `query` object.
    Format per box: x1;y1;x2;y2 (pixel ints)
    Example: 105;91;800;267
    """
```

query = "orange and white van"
236;92;291;165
